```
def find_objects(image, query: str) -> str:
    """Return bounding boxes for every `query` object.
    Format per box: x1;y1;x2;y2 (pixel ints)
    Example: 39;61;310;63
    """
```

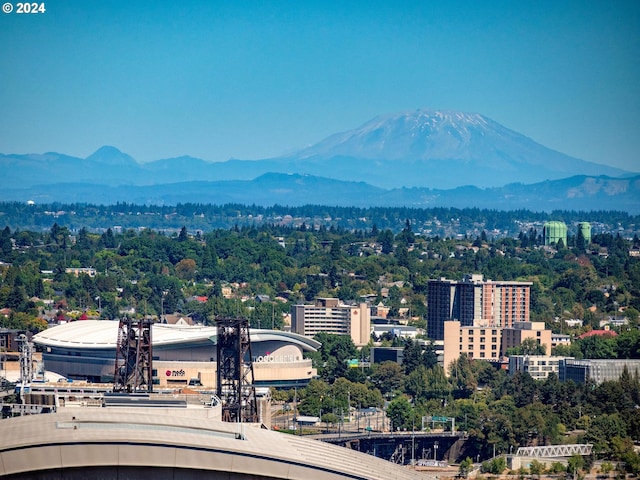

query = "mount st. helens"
283;109;629;188
0;109;636;210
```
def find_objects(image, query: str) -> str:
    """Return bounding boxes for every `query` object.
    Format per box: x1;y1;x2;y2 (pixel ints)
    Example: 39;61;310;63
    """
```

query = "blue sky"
1;0;638;171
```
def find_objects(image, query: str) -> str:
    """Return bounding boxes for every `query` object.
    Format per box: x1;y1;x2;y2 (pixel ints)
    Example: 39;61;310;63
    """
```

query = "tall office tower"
427;275;531;340
427;279;458;340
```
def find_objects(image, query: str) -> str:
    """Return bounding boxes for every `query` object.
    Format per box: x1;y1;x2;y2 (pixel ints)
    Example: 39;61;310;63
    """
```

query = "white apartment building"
509;355;567;380
291;298;371;346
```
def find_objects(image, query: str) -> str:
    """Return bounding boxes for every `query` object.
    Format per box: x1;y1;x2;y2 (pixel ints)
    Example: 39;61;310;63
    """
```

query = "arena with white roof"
33;320;320;389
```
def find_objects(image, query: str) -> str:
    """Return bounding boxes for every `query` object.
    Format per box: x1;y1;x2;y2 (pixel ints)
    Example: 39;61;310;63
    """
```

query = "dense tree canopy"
1;210;639;471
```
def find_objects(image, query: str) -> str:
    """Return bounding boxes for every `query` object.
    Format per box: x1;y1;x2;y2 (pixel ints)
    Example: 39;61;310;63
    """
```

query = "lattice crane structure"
216;317;258;423
113;317;153;393
17;334;34;386
17;333;35;404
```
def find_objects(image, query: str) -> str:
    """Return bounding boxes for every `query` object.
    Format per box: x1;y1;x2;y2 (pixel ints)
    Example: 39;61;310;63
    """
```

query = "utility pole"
293;387;298;434
411;418;415;465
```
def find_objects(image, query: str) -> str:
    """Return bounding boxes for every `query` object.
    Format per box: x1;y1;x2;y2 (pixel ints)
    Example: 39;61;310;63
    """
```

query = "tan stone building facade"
443;321;502;372
501;321;552;356
442;320;552;375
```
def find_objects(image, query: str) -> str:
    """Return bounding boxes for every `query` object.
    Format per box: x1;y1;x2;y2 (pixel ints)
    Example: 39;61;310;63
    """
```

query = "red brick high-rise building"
427;274;532;340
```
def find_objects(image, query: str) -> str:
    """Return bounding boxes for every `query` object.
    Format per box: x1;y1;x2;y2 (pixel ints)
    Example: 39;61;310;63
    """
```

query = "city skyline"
1;1;638;173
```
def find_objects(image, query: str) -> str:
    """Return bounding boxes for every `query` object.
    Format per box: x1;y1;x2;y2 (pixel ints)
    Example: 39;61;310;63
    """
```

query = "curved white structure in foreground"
0;409;426;480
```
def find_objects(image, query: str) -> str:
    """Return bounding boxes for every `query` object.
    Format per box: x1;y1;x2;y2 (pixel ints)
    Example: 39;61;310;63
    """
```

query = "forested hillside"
0;202;638;238
1;219;640;473
0;220;638;334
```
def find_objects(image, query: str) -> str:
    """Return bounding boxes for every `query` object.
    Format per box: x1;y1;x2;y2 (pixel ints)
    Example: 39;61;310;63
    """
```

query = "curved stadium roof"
0;409;426;480
33;320;321;352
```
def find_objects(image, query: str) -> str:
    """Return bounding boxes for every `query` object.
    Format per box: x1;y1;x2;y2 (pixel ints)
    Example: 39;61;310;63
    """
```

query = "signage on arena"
252;354;299;363
165;369;186;377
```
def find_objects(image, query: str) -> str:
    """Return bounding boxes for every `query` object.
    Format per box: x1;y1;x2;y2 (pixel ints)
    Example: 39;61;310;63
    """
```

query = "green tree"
298;378;330;416
370;361;404;397
379;229;394;254
506;337;546;356
402;339;423;374
567;454;585;479
448;354;477;399
458;457;473;478
309;333;357;383
404;365;451;402
0;226;12;259
585;413;627;455
481;457;506;475
386;395;413;431
529;459;545;479
575;228;586;252
579;334;617;359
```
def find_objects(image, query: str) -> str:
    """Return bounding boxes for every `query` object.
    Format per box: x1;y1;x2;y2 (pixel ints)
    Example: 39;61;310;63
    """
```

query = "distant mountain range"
2;173;638;213
1;109;638;211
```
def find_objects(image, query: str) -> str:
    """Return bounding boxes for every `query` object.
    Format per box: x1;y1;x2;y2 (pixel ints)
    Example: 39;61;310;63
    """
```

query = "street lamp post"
161;290;168;322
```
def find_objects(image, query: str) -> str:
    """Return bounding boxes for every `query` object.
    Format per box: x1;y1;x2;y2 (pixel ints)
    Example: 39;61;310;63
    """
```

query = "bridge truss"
516;444;592;457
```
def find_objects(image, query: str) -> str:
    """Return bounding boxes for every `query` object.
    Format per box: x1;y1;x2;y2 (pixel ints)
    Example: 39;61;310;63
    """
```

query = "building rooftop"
578;329;618;339
0;409;426;480
33;320;321;352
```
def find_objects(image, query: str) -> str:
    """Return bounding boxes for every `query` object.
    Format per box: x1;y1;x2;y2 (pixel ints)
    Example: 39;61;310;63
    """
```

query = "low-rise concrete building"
559;358;640;384
551;333;571;349
508;355;568;380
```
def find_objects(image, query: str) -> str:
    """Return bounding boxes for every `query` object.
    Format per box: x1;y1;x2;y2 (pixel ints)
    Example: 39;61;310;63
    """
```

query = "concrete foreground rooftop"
0;408;428;480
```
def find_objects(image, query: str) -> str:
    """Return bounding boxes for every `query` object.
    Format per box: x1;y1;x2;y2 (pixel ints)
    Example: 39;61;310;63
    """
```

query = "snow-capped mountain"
296;110;506;161
0;109;634;200
286;109;627;188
